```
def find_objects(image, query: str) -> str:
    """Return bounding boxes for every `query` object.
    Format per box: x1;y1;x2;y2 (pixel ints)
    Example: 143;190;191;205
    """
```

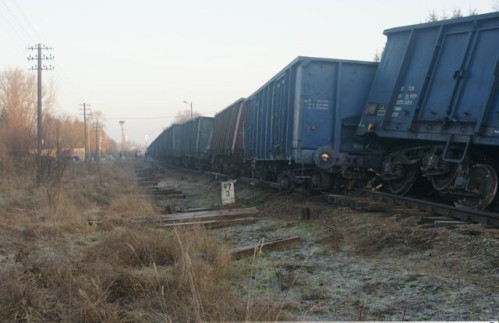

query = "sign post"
221;180;235;205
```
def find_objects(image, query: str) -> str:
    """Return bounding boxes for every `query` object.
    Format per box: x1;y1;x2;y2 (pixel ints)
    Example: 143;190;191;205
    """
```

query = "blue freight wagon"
180;116;214;169
157;129;168;162
357;12;499;209
146;124;182;164
244;56;378;188
146;130;163;161
209;98;246;175
165;124;183;164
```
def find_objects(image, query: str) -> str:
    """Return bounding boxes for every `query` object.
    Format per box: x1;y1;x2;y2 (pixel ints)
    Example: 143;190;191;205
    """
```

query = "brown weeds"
85;227;175;267
0;160;288;321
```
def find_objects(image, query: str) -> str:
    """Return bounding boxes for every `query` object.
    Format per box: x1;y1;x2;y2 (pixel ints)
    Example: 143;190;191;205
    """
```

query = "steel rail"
143;162;499;227
361;189;499;228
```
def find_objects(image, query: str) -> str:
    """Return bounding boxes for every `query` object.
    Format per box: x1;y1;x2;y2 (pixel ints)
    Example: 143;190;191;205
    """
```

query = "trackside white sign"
221;180;235;205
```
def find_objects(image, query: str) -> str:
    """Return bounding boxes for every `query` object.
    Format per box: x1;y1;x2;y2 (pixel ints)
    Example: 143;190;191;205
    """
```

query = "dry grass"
0;224;248;321
106;195;156;221
84;227;175;267
354;217;440;257
0;159;295;321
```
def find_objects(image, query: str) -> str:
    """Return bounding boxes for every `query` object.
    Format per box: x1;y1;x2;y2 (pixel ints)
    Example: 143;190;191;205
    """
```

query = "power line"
0;0;86;122
7;0;42;41
0;0;39;42
0;2;29;51
106;116;176;120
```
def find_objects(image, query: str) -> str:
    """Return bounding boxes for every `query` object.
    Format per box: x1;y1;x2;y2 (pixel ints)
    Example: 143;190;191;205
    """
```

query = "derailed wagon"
357;11;499;209
244;56;378;189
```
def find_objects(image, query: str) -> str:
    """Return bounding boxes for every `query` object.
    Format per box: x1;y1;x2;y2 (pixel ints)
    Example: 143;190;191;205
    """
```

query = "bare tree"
451;9;464;18
48;113;118;157
426;10;439;22
0;68;37;155
468;8;478;16
57;114;85;149
0;68;55;156
373;48;383;62
426;7;478;22
174;109;200;123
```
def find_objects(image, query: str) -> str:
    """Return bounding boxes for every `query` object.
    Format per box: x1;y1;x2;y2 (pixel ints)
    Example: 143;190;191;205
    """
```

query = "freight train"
147;11;499;210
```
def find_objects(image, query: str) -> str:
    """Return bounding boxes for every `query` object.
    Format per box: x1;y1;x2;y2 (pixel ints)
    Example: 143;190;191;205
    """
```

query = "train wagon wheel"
387;164;419;195
431;165;458;191
454;164;498;210
431;150;468;191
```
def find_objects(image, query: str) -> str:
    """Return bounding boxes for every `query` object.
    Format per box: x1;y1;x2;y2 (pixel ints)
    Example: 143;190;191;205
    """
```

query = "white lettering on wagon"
304;99;329;111
392;85;419;117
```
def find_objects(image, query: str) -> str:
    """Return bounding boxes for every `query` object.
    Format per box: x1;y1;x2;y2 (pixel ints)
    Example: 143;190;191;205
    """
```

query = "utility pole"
80;103;91;161
27;44;54;178
94;117;100;160
119;120;125;159
183;100;193;120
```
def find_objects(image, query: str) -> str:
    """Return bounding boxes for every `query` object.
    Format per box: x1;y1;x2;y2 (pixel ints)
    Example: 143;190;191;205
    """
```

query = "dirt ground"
144;160;499;321
0;160;497;321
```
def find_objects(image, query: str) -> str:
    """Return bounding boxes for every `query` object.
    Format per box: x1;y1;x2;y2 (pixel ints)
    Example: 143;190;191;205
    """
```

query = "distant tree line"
373;4;497;61
174;109;201;124
0;67;118;165
426;8;479;22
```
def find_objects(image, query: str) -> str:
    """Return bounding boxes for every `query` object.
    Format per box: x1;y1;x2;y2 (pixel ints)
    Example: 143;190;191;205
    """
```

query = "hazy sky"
1;0;497;147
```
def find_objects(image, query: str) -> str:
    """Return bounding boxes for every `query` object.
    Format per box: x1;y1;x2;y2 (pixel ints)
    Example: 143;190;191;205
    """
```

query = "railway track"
219;172;499;228
135;161;499;321
148;163;499;228
325;189;499;228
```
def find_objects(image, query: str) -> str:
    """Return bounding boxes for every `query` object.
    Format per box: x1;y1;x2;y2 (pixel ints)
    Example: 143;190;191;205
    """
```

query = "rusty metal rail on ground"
238;176;281;189
327;189;499;228
139;163;499;228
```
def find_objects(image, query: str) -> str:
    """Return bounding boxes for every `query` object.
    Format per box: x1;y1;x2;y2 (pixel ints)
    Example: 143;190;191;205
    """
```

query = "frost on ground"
8;161;486;321
152;163;499;321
